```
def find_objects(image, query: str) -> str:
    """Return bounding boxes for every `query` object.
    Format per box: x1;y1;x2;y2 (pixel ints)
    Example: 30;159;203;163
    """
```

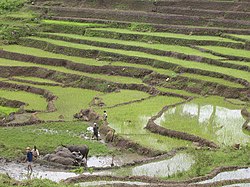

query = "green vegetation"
0;88;47;111
97;90;150;107
1;45;111;66
156;86;200;97
97;95;190;151
0;121;113;159
168;146;250;180
24;37;250;82
0;174;75;187
14;76;61;84
0;0;26;15
37;86;100;121
111;61;177;76
182;73;244;88
87;28;240;43
0;106;18;118
228;34;250;41
42;32;221;59
201;46;250;59
42;20;106;27
0;58;141;85
0;0;39;44
221;60;250;67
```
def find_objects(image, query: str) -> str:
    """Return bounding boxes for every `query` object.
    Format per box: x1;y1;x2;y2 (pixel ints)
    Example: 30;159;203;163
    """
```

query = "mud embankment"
0;80;57;103
0;80;57;121
9;77;62;87
241;108;250;131
99;124;164;157
0;97;26;108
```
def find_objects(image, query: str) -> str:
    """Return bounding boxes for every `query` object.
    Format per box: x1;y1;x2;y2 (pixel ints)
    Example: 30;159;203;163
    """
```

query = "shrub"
0;0;26;14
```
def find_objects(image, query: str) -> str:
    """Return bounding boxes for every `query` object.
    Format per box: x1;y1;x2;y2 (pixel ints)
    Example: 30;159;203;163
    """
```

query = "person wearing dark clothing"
92;123;99;140
103;111;108;124
25;147;33;173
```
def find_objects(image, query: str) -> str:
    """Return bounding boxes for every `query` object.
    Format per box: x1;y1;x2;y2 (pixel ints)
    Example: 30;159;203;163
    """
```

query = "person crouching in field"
24;147;33;173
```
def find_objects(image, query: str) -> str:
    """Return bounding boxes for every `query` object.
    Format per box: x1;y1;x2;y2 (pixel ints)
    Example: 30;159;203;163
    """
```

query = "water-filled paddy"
100;96;190;151
198;168;250;184
155;96;249;145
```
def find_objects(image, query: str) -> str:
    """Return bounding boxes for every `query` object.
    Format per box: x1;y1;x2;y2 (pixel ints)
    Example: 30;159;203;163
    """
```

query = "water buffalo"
63;145;89;163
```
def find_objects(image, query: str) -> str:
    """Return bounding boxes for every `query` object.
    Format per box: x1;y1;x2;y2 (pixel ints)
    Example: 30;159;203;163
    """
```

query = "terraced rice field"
0;0;250;186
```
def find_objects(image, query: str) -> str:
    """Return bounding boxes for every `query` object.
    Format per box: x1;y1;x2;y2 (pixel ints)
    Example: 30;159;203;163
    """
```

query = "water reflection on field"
155;97;250;145
198;168;250;184
132;153;194;178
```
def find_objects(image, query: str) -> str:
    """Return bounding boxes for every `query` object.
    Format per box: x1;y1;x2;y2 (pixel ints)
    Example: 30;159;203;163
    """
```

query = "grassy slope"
25;37;250;83
43;32;222;59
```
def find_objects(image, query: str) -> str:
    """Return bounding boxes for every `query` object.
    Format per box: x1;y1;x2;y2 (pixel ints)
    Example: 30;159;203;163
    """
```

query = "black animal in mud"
62;145;89;162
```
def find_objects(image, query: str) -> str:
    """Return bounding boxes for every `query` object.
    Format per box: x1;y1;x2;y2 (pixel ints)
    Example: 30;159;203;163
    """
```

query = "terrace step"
17;37;250;87
33;0;250;12
48;16;250;35
31;6;250;29
38;32;250;72
154;0;250;12
155;7;250;21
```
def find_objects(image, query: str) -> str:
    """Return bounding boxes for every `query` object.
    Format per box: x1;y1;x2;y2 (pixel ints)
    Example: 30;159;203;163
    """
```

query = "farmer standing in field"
24;147;33;173
92;123;99;140
103;111;108;124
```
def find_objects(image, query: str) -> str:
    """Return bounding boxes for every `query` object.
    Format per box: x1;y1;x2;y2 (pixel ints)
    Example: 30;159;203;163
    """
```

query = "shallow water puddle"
155;97;250;145
77;181;150;186
198;168;250;184
0;162;78;182
87;153;145;168
131;153;194;178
